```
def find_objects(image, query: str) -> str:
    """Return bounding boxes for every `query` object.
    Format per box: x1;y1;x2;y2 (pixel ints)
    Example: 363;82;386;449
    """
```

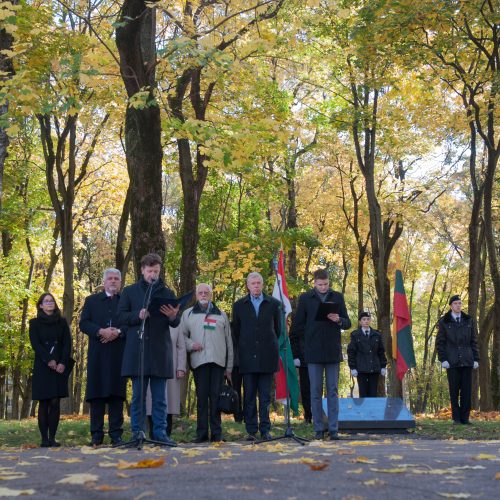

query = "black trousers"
89;396;124;442
357;373;379;398
446;367;472;423
192;363;225;439
298;366;312;421
242;372;273;435
231;366;244;422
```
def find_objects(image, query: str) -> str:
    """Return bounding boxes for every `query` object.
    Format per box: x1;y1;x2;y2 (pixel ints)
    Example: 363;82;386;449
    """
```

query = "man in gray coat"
118;253;180;444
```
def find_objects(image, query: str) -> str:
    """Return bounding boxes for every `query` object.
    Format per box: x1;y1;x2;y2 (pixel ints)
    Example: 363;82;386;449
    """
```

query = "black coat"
79;292;127;401
436;310;479;368
118;278;180;378
347;327;387;373
232;294;281;374
29;312;72;401
290;289;351;364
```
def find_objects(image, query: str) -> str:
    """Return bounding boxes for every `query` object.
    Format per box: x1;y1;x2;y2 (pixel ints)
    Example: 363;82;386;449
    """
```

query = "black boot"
166;414;173;437
147;415;154;440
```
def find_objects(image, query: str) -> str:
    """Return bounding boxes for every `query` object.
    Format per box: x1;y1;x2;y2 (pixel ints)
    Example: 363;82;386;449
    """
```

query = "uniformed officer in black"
80;268;126;445
347;311;387;397
436;295;479;424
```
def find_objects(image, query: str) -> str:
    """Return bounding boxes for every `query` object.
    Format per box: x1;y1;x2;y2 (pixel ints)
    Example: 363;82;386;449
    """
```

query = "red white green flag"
203;317;217;331
392;269;416;380
272;249;299;415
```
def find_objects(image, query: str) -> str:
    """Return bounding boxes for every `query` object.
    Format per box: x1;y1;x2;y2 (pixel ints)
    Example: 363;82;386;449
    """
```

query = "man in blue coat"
232;272;281;441
79;268;126;446
290;269;351;440
118;253;180;444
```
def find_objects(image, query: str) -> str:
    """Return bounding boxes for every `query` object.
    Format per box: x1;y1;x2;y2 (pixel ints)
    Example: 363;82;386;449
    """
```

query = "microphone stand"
115;278;176;450
253;258;309;446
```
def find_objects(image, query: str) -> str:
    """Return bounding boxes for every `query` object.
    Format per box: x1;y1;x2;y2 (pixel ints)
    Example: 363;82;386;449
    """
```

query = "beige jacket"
180;302;233;371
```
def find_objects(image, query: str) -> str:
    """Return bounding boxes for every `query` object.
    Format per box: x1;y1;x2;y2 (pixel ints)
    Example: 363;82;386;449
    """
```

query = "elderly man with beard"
80;268;127;446
180;283;233;443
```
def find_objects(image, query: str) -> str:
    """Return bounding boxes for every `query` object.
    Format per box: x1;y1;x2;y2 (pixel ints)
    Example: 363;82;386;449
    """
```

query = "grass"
0;414;498;448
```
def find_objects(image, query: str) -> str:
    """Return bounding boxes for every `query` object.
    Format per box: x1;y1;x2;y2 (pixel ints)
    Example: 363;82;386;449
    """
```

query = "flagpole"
254;254;308;446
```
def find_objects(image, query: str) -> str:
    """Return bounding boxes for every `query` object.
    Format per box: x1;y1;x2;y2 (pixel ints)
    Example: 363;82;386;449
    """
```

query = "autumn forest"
0;0;498;419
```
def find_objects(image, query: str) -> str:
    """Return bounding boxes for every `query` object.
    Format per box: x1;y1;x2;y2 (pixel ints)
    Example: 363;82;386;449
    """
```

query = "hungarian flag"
272;249;299;415
392;269;416;380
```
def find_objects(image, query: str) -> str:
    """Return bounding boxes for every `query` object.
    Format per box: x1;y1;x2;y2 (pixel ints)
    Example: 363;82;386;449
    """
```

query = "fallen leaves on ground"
133;490;156;500
337;449;355;455
472;454;498;461
308;461;329;471
117;457;165;469
420;409;500;421
369;467;407;474
0;471;27;480
346;468;363;474
93;485;128;491
387;455;403;460
495;472;500;480
56;473;99;485
436;493;471;498
346;441;376;446
363;478;387;486
349;456;377;464
53;457;82;463
0;486;36;496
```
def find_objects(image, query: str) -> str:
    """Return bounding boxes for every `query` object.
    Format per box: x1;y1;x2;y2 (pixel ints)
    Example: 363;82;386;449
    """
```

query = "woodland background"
0;0;498;420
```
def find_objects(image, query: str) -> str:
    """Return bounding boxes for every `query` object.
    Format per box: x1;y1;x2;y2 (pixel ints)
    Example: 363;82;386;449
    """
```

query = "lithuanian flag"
392;269;416;380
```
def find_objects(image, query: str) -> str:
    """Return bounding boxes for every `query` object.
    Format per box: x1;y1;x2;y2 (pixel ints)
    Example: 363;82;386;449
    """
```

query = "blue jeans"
308;363;340;433
131;376;167;439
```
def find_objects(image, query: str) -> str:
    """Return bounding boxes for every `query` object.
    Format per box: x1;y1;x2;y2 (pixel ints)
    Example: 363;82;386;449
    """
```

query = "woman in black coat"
29;293;72;447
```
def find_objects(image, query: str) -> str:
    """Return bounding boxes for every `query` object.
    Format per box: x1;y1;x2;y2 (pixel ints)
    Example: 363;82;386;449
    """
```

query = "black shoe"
452;420;461;425
89;438;103;447
155;434;177;446
210;435;225;442
191;435;209;444
260;432;272;441
314;431;325;440
234;417;243;423
461;420;472;425
49;439;61;447
329;432;340;441
304;418;312;424
40;440;51;448
245;433;257;441
111;437;123;446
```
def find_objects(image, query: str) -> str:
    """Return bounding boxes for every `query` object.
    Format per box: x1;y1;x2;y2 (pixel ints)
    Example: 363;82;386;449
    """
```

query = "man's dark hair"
313;269;329;281
140;253;162;268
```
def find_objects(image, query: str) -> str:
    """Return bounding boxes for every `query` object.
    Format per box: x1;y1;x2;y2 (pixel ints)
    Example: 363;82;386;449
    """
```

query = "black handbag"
218;381;239;415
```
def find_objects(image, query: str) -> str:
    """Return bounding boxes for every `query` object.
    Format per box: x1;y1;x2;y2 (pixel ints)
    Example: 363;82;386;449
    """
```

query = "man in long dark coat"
79;268;126;446
118;253;180;445
290;269;351;441
232;272;281;441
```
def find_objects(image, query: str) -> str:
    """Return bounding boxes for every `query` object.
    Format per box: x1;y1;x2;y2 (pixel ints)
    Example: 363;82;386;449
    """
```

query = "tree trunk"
116;1;165;277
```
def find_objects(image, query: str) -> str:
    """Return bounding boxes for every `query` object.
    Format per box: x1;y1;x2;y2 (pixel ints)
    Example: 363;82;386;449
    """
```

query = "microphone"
272;257;278;272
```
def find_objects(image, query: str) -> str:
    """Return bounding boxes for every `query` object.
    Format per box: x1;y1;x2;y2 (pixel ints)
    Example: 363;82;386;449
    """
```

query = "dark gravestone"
322;397;416;431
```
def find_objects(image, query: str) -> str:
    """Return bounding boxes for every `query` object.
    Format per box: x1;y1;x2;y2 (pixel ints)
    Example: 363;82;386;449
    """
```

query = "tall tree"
116;1;165;276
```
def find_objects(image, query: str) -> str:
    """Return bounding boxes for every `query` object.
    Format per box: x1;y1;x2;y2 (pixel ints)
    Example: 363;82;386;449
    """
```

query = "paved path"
0;436;499;499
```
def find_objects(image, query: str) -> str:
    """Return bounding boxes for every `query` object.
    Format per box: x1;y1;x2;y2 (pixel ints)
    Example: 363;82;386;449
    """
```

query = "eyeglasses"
197;291;211;295
42;300;55;304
